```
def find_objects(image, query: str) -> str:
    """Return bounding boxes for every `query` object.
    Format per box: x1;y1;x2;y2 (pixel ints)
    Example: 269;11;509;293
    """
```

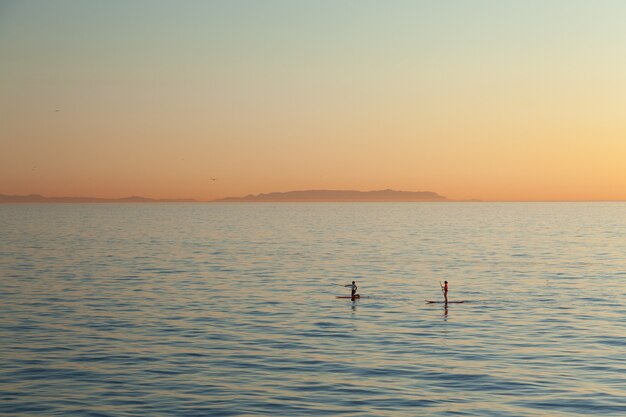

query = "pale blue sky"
2;1;626;200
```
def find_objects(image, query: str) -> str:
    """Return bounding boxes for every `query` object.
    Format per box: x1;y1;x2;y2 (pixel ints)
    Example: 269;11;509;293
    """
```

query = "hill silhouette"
0;194;196;203
213;189;448;202
1;189;451;203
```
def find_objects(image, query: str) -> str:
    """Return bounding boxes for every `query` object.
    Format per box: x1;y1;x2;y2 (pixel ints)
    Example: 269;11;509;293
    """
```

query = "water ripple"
2;203;626;416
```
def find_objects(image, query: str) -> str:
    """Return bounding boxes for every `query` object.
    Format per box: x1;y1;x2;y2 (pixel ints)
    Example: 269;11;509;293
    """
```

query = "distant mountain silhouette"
213;189;448;202
0;193;196;203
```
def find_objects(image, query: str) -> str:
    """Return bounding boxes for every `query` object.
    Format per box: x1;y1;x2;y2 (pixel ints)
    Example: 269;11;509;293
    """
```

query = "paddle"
336;282;359;297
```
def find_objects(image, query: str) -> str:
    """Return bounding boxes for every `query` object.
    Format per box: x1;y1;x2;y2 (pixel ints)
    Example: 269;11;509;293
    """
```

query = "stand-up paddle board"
336;295;361;299
425;300;465;304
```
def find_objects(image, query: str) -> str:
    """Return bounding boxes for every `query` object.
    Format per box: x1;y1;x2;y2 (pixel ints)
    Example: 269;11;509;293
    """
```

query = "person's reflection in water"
443;303;448;321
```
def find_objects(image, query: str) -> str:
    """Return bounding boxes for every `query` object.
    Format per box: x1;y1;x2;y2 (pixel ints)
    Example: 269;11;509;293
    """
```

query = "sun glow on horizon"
2;1;626;202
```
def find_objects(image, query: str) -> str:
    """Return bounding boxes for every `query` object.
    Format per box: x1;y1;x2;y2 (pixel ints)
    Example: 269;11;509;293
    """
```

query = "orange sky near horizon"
2;1;626;202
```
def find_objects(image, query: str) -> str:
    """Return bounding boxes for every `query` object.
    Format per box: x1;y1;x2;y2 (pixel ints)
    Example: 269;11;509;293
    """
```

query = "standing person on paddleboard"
344;281;358;298
442;281;448;303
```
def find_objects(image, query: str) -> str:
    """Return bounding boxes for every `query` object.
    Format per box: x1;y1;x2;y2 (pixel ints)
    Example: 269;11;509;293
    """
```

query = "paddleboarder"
344;281;358;298
426;281;464;304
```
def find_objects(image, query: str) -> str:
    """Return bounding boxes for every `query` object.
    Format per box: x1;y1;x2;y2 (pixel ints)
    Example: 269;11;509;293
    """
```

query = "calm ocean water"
1;202;626;416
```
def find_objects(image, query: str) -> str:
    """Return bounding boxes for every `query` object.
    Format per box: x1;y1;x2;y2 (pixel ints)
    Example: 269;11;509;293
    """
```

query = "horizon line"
2;191;626;204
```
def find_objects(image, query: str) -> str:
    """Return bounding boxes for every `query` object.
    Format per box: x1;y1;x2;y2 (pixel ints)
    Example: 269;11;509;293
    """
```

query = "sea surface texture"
1;203;626;416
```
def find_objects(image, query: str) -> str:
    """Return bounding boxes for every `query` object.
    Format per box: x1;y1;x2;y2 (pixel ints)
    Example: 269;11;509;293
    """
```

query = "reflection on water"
1;202;626;416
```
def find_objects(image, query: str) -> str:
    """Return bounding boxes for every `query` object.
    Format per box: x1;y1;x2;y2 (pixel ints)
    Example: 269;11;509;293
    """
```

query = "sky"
1;0;626;201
